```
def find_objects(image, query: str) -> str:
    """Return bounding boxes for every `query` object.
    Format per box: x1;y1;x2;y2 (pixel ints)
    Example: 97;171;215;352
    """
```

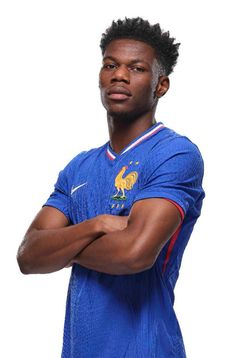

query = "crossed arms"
17;198;182;275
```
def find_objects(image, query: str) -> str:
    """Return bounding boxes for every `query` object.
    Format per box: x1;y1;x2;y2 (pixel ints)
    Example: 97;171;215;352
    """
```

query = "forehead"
103;39;157;64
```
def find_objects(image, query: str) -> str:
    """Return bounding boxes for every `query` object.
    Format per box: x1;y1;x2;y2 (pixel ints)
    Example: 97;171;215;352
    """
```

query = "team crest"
111;164;138;200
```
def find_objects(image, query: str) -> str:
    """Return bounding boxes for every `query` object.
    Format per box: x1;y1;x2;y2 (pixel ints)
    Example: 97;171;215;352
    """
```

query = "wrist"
90;216;106;237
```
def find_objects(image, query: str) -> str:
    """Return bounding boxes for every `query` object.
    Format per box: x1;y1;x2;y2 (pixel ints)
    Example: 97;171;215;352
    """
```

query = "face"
99;39;169;119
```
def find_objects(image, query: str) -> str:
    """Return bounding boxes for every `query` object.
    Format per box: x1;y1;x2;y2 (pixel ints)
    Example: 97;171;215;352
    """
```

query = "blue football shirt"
44;122;205;357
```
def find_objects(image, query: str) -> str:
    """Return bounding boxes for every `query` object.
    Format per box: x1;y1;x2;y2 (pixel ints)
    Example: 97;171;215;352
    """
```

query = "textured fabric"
44;123;205;357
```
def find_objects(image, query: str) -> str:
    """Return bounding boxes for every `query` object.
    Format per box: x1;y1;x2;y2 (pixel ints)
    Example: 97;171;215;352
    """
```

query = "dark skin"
17;39;181;275
100;39;169;153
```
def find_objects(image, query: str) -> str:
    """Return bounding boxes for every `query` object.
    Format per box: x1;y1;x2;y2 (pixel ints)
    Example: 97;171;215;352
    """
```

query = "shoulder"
155;126;202;153
151;126;204;169
55;144;107;188
62;143;107;174
141;126;205;190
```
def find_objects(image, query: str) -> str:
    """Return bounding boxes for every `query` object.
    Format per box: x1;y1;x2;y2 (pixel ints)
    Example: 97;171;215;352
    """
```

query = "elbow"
17;250;45;274
17;231;41;274
127;257;154;274
17;251;32;275
17;242;35;274
124;248;156;274
18;265;31;275
17;258;29;275
123;235;162;274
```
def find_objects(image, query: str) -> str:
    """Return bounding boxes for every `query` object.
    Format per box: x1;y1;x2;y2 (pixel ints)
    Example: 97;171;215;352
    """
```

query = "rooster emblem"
112;165;138;200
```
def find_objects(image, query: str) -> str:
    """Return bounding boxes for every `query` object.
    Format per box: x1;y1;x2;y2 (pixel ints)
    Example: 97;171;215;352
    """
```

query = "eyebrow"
103;56;150;66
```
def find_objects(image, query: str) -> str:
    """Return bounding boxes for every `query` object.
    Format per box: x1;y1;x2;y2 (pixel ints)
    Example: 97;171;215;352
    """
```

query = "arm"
17;206;128;274
72;198;182;275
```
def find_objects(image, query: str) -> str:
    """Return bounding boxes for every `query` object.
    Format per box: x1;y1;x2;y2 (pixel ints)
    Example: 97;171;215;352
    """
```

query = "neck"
107;111;157;154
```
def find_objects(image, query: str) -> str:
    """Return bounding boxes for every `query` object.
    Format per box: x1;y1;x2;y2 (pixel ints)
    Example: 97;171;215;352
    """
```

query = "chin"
107;109;138;121
107;104;148;121
106;103;137;119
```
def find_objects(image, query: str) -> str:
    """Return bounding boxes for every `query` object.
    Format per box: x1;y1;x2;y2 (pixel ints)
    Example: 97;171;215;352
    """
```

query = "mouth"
107;86;132;101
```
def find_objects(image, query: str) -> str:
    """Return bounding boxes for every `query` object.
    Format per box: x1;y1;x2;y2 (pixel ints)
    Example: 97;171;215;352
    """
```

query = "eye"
102;63;117;70
130;66;145;73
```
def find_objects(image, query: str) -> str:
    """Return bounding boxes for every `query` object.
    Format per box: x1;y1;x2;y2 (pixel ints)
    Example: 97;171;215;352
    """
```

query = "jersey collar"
106;122;165;161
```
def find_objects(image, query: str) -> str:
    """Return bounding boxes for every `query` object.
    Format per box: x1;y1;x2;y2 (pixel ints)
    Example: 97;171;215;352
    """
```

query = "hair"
100;17;180;76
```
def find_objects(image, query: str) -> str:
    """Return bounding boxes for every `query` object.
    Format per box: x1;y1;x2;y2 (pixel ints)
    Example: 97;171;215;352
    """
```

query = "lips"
107;86;132;100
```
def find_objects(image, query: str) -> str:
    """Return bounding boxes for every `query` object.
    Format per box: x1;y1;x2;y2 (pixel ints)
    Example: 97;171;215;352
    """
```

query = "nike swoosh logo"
71;182;87;195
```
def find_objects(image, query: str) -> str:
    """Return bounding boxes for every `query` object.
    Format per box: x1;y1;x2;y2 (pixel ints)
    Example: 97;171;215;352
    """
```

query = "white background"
1;1;234;357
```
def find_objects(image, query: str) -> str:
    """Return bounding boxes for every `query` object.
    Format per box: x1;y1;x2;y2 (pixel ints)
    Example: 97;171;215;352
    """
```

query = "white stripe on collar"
122;123;164;154
107;147;116;160
106;122;164;160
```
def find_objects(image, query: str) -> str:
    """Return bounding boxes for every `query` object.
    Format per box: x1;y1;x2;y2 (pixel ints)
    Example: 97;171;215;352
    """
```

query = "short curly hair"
100;17;180;76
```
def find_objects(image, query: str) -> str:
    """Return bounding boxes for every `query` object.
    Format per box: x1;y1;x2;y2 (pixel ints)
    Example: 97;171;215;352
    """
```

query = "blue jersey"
44;122;205;357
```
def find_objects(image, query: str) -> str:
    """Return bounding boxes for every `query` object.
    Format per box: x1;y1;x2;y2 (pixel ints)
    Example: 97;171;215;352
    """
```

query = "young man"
17;18;205;357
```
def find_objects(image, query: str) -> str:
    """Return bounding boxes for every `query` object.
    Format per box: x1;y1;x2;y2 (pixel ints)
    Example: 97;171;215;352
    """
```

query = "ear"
155;76;170;98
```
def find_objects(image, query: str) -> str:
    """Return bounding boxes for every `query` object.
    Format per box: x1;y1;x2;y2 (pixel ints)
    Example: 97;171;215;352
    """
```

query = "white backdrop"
1;1;234;357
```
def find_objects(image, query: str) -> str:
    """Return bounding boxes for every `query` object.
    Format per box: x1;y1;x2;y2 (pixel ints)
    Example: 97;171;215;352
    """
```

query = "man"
17;17;205;357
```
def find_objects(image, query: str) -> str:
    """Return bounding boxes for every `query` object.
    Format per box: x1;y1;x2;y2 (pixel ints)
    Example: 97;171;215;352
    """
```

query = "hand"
97;214;128;234
68;215;129;266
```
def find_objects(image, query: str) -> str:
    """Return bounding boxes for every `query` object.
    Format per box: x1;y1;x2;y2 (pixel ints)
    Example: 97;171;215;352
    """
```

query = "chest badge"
111;165;138;200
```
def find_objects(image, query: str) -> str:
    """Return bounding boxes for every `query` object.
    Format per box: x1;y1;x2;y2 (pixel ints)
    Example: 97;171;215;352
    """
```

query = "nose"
111;65;130;84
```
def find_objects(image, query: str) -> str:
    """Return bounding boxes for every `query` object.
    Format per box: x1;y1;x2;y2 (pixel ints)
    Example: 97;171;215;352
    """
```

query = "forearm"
72;228;146;275
17;218;103;274
72;199;182;275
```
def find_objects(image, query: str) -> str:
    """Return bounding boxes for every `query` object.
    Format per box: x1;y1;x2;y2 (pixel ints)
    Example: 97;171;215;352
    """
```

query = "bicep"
26;206;70;233
127;198;182;265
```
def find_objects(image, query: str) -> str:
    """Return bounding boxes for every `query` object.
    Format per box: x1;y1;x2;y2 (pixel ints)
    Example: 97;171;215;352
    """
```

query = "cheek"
99;72;103;88
99;70;111;87
133;78;157;99
99;71;106;88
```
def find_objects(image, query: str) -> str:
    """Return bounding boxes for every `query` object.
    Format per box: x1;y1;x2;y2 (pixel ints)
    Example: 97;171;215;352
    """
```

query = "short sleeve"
134;138;205;218
43;168;70;221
